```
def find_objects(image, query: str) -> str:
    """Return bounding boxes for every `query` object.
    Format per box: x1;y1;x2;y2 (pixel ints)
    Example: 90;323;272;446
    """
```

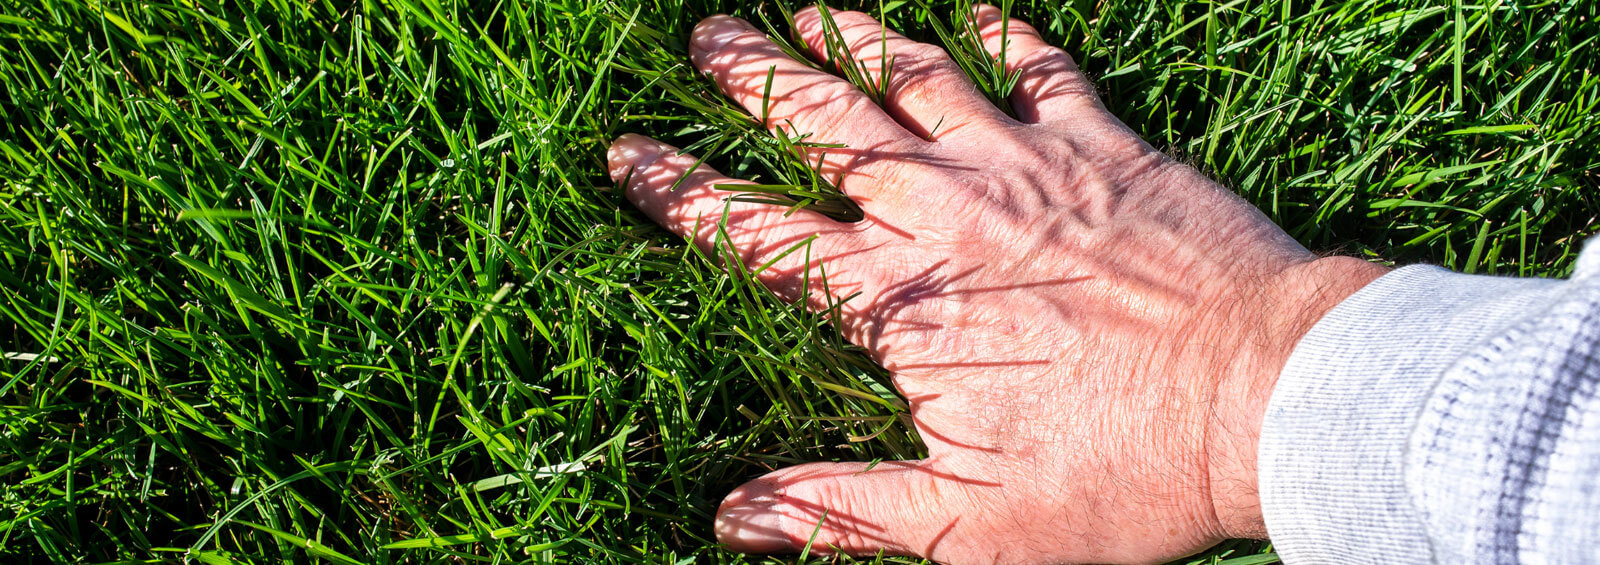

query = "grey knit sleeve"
1258;242;1600;564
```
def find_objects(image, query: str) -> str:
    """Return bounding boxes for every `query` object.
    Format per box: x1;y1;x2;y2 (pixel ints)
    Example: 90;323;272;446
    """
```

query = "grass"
0;0;1595;562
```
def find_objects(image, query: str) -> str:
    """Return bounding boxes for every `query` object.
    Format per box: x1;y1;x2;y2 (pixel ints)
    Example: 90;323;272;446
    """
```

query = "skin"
607;5;1390;564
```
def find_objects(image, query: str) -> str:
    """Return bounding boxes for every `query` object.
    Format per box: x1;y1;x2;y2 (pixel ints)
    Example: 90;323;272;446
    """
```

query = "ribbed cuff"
1259;265;1562;564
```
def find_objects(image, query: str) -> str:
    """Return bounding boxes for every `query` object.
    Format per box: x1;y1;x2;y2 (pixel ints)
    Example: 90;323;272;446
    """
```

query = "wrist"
1204;255;1390;538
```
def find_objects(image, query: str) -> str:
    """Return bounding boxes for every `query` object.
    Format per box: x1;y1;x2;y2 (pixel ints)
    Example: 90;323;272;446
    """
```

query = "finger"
690;15;917;164
972;4;1101;124
793;6;1014;141
716;461;962;558
608;133;873;302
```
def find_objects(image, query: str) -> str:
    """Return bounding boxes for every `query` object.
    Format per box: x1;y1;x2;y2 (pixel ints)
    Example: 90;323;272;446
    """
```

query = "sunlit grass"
0;0;1594;562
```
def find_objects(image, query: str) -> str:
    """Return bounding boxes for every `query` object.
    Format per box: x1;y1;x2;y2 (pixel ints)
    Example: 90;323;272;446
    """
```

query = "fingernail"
691;15;754;55
715;487;792;552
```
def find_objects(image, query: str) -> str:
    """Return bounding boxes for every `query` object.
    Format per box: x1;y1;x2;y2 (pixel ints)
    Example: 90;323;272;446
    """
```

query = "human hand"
607;5;1388;563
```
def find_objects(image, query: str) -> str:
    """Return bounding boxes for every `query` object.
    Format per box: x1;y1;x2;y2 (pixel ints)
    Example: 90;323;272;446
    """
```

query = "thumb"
714;460;964;557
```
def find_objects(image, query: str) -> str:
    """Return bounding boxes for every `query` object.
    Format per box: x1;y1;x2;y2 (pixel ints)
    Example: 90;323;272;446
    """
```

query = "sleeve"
1258;242;1600;564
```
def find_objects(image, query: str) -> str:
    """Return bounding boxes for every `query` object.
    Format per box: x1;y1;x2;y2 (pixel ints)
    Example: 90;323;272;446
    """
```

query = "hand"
608;5;1387;563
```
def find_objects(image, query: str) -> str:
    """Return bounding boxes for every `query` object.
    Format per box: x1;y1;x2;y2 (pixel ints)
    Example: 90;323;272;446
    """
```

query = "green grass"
0;0;1596;562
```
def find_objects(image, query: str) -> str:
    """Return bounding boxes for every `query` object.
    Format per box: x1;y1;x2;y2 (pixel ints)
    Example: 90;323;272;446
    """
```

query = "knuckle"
834;11;882;36
892;55;981;108
1017;46;1079;78
722;201;774;234
897;42;950;64
912;68;974;101
798;81;875;127
1018;47;1098;99
806;481;878;549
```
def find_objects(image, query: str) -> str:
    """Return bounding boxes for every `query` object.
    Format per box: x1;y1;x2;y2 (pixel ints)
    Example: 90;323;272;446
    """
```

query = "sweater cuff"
1259;265;1562;563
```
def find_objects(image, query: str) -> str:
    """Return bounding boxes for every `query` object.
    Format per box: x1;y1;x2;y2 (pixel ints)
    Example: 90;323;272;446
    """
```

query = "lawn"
0;0;1595;562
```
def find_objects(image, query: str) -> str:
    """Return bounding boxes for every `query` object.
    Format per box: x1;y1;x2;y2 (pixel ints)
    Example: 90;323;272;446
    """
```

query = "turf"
0;0;1596;562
